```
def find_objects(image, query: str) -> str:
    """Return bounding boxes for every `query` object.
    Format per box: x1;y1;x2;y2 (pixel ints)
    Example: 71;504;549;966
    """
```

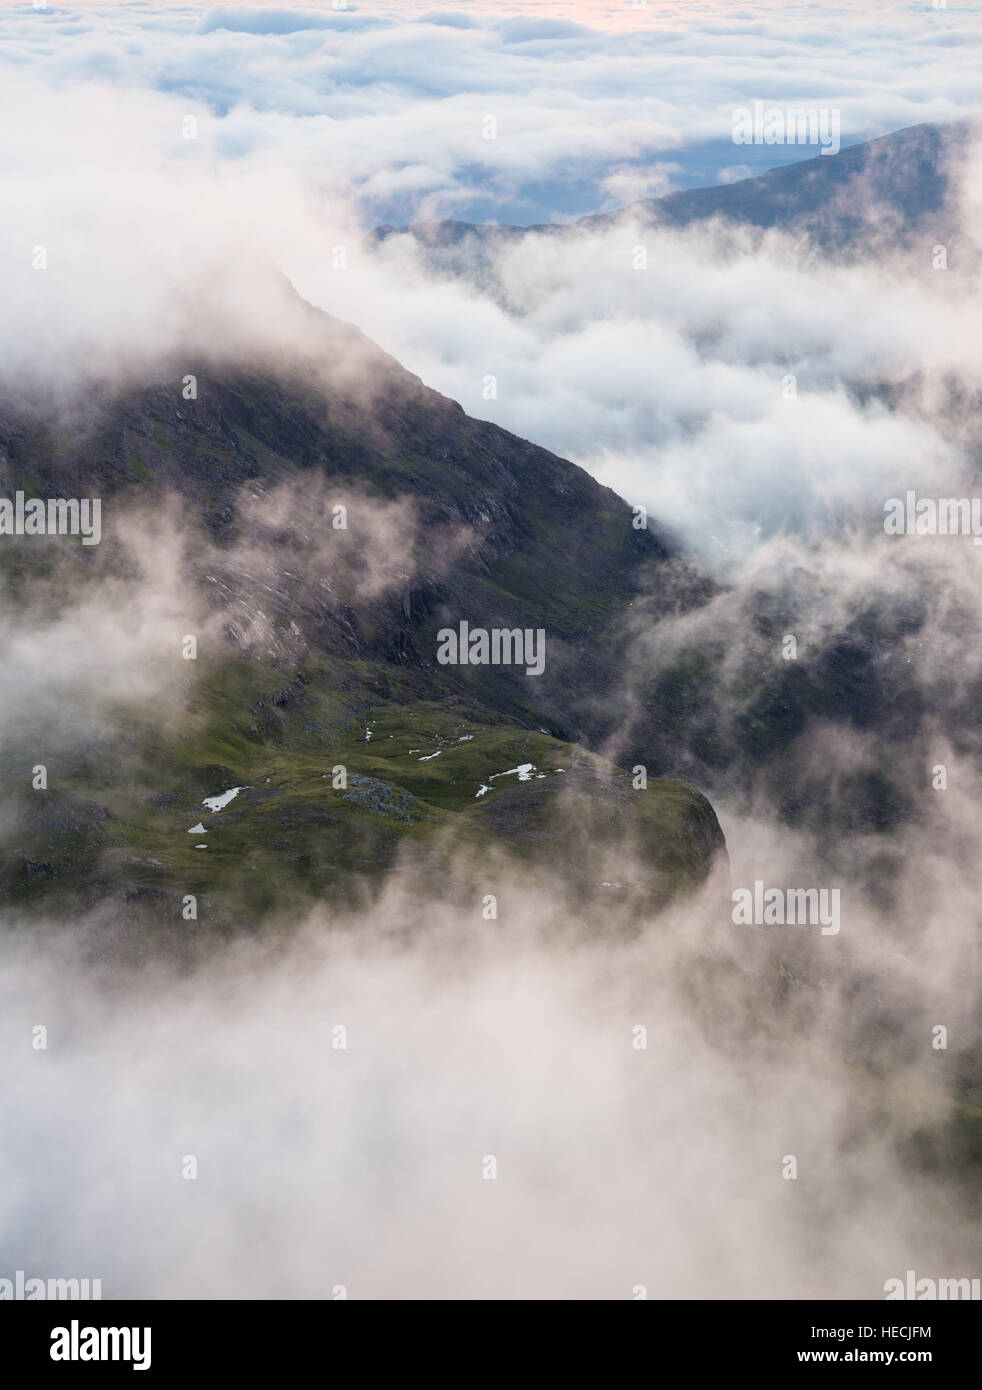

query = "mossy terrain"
0;317;977;1186
0;651;724;936
0;314;726;939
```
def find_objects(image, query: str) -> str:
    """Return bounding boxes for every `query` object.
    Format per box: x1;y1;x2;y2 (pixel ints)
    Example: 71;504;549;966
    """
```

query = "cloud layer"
2;0;982;1301
3;1;981;224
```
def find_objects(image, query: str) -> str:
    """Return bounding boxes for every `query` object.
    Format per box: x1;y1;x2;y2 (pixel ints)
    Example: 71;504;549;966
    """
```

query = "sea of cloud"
1;0;981;1300
2;0;981;223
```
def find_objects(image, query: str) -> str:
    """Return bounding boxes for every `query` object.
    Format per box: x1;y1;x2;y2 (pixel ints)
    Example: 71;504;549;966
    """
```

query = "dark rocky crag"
0;295;725;939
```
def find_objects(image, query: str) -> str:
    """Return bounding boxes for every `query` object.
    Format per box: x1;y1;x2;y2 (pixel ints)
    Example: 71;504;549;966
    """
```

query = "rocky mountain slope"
371;121;971;280
0;296;725;940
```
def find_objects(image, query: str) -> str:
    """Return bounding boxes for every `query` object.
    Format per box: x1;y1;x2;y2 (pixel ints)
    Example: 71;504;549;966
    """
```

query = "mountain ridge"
369;120;972;273
0;291;726;934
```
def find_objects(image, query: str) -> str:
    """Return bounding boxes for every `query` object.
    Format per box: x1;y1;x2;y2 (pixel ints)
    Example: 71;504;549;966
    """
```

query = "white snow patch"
418;751;442;762
202;786;248;813
490;763;535;782
187;823;206;835
475;784;491;798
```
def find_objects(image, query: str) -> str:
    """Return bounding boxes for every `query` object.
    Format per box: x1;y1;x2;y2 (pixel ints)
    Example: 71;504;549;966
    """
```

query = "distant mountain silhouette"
371;121;972;273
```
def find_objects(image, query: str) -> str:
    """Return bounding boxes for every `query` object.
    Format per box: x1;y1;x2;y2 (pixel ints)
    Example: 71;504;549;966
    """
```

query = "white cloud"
717;163;752;184
2;1;982;1300
3;1;981;224
198;7;378;35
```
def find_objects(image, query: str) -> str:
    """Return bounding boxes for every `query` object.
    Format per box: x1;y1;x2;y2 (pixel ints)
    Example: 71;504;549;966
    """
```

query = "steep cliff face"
0;300;726;933
367;120;982;878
